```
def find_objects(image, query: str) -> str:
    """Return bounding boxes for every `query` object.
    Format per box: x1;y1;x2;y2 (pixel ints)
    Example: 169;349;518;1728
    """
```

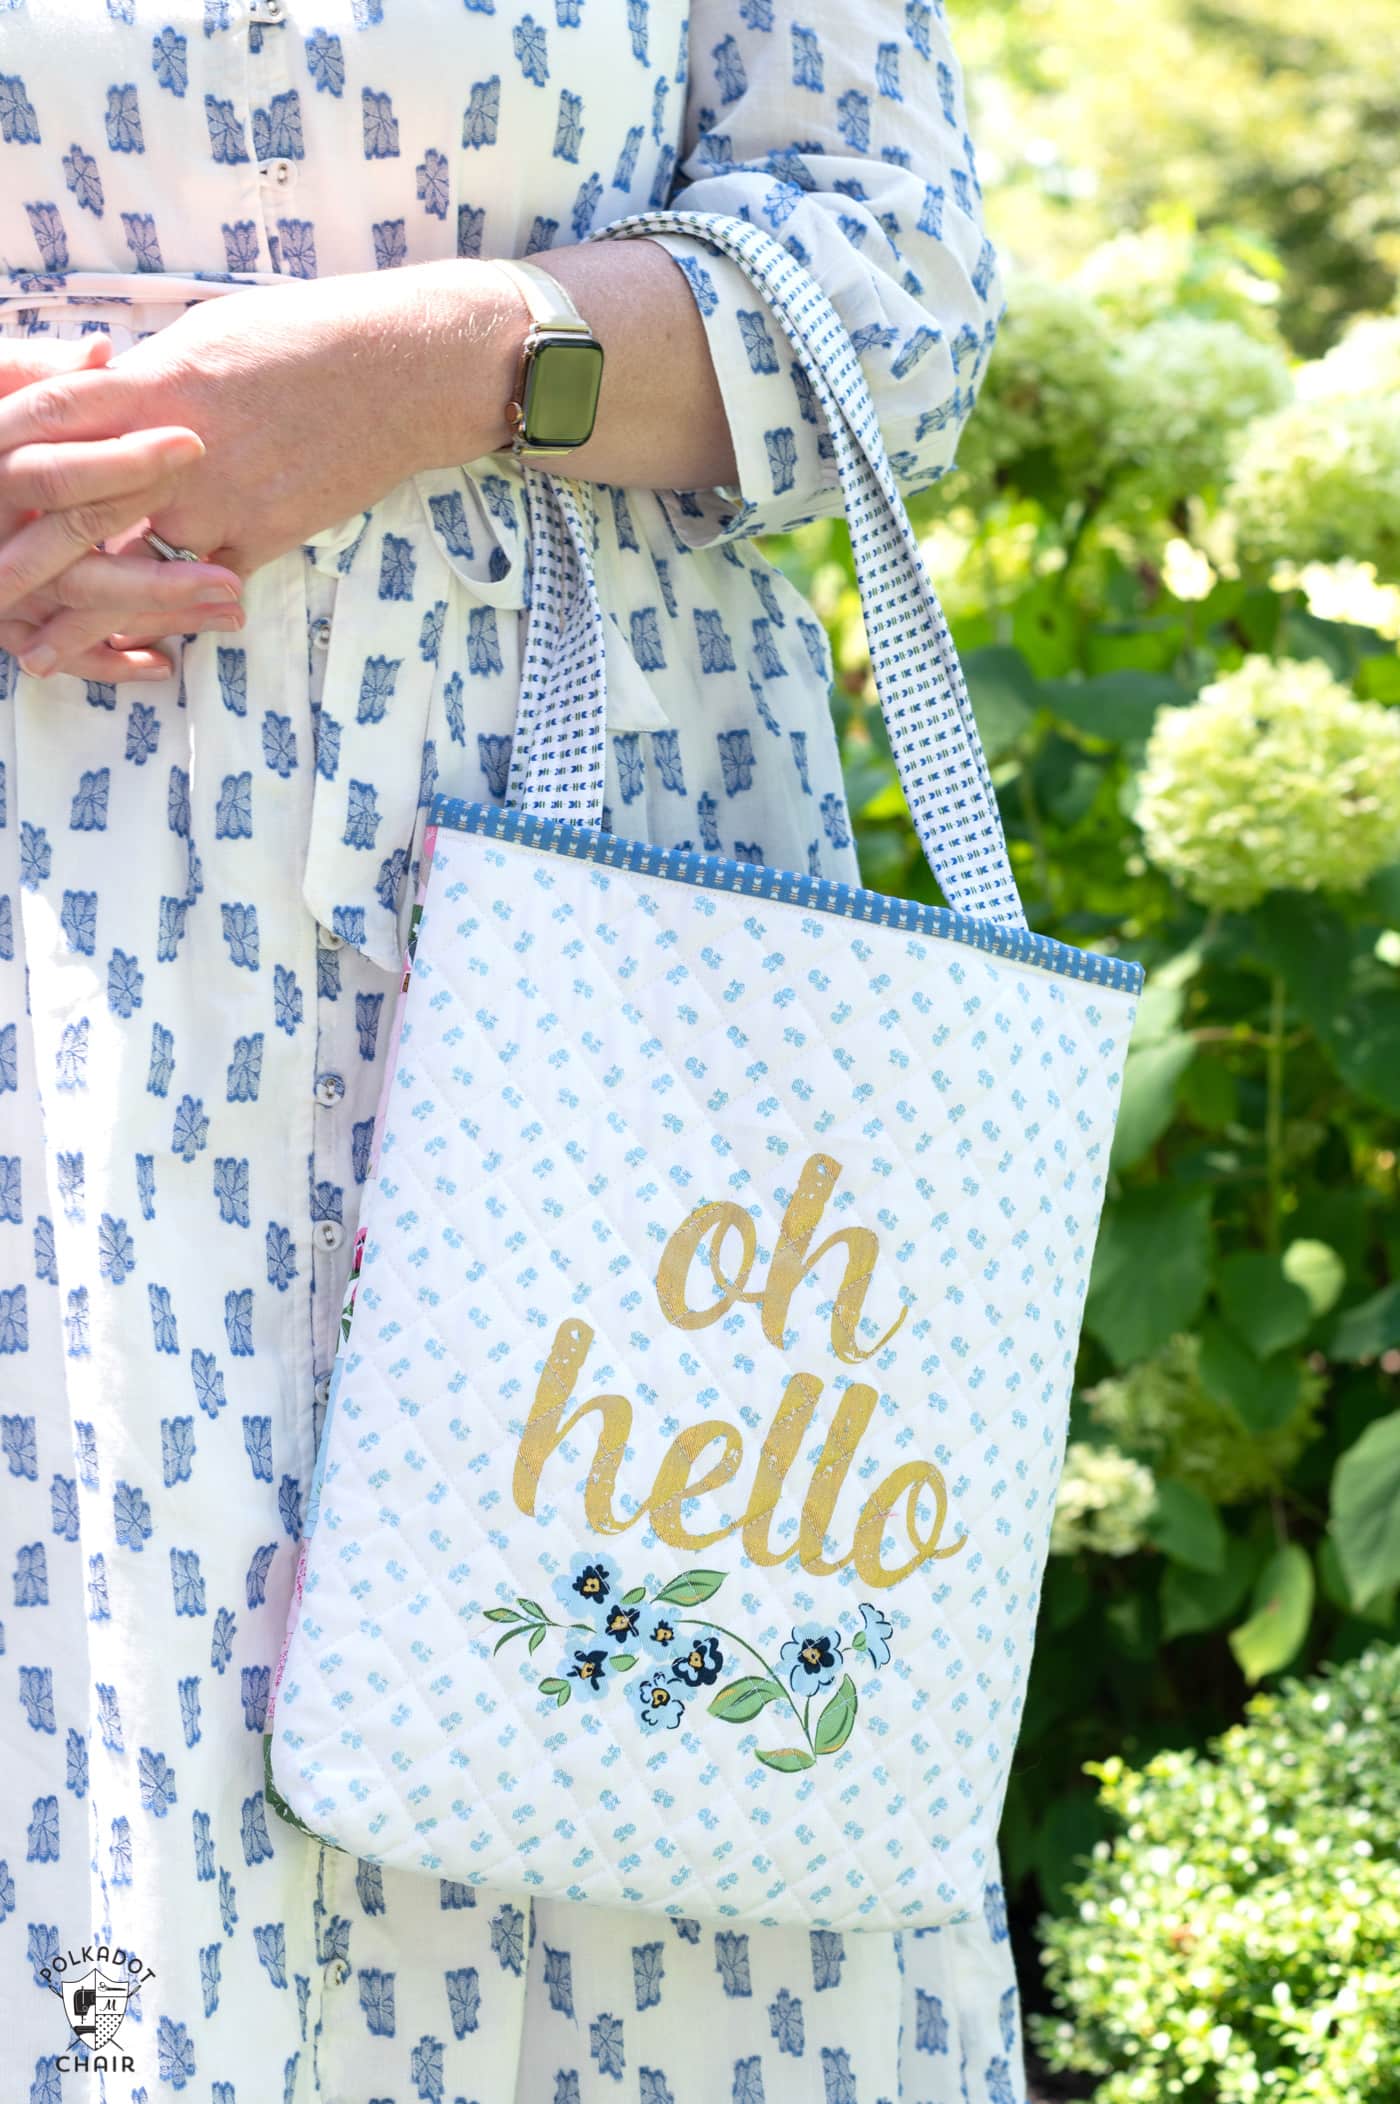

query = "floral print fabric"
0;0;1022;2098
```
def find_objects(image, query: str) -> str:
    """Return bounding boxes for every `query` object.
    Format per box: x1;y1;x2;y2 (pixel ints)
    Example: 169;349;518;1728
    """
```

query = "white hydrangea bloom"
1050;1441;1158;1559
952;274;1125;488
1134;654;1400;909
1105;317;1292;500
1293;312;1400;404
1225;394;1400;578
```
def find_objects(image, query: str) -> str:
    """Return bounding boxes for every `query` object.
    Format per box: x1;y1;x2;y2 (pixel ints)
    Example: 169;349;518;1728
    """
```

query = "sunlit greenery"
765;2;1400;2086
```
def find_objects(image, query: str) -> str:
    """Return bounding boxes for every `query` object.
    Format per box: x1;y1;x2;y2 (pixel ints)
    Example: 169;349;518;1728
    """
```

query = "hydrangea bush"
1031;1642;1400;2101
769;210;1400;2077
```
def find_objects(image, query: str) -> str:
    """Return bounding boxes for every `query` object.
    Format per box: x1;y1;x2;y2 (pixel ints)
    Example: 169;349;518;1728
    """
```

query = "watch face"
522;335;604;448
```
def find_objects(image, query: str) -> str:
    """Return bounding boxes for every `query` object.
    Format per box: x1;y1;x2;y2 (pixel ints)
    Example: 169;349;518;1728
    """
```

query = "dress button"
264;0;284;15
269;159;293;186
325;1957;351;1989
319;928;346;952
314;1072;345;1107
314;1372;332;1407
314;1220;345;1253
311;618;332;650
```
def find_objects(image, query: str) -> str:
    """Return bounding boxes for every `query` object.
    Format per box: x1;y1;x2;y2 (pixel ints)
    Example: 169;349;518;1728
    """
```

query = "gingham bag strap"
510;209;1027;930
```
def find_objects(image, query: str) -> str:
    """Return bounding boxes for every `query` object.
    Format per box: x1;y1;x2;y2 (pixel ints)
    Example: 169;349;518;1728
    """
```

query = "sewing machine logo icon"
61;1968;133;2053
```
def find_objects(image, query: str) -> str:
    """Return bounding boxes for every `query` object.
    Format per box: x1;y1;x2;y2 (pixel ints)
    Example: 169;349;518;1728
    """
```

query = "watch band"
492;258;599;462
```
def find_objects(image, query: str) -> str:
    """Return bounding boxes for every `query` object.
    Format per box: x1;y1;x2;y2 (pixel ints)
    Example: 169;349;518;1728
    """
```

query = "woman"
0;3;1021;2099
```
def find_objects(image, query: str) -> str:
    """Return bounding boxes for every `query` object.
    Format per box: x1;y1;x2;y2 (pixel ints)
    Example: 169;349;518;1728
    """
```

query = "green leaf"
516;1598;546;1621
1109;1035;1197;1171
1039;669;1181;745
1316;1532;1398;1628
755;1747;817;1773
1197;1314;1303;1433
1331;1411;1400;1610
1216;1251;1315;1357
1281;1239;1347;1320
1228;1543;1314;1683
620;1585;648;1606
709;1677;785;1724
1329;1281;1400;1362
1146;1479;1227;1575
493;1627;530;1656
812;1675;859;1756
1032;1791;1112;1916
1160;1531;1261;1640
1175;1056;1237;1132
527;1623;548;1655
654;1569;726;1606
537;1678;571;1708
1245;893;1356;1037
1361;860;1400;923
962;645;1037;760
851;1630;868;1651
1321;990;1400;1115
483;1606;523;1624
609;1653;637;1672
1084;1188;1212;1367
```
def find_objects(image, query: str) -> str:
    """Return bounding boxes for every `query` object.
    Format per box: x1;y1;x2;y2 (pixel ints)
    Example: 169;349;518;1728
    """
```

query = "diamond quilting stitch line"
268;808;1139;1929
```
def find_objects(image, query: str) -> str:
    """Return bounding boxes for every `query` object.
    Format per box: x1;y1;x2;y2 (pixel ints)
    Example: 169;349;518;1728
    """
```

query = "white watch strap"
492;257;590;335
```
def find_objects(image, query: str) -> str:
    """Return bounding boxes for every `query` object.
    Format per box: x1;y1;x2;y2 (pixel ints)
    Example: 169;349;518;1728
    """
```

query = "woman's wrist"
369;258;526;479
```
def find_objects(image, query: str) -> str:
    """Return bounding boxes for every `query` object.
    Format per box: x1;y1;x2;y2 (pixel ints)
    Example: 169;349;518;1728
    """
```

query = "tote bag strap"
507;209;1028;931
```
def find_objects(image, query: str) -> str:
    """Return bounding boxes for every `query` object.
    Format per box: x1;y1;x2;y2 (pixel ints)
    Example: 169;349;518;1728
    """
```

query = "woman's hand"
0;266;514;678
0;334;248;681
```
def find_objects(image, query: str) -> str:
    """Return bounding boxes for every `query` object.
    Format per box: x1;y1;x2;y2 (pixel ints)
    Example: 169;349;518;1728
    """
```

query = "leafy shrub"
1031;1641;1400;2101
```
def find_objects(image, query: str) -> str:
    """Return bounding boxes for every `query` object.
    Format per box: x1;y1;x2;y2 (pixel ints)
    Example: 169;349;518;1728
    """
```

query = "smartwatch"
491;257;604;463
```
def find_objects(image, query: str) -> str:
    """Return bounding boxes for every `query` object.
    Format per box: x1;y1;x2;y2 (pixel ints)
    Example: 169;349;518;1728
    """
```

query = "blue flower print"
98;1212;135;1282
411;2034;445;2104
590;2012;624;2080
157;2013;195;2087
780;1622;843;1697
769;1986;804;2056
490;1901;525;1975
670;1633;724;1689
715;1932;752;1998
636;1602;683;1664
983;1876;1010;1945
733;2058;765;2104
138;1744;178;1816
152;26;188;96
462;74;501;149
513;13;550;85
553;1550;622;1623
599;1594;641;1647
445;1965;479;2037
631;1941;664;2011
857;1600;893;1668
626;1672;685;1732
562;1642;611;1696
56;1009;91;1085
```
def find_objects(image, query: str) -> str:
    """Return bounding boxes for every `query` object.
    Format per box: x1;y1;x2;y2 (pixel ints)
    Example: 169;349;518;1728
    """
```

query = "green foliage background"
763;0;1400;2088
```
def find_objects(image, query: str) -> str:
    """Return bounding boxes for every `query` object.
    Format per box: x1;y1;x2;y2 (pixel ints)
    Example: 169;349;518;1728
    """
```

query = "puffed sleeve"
589;0;1006;548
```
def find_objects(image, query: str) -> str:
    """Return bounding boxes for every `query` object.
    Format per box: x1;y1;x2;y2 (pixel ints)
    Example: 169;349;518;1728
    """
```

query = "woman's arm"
375;242;741;495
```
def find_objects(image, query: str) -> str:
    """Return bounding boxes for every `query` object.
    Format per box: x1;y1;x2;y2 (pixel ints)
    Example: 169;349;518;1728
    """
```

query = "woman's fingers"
0;617;178;683
15;543;244;617
0;443;228;613
8;592;245;678
0;424;207;529
0;334;114;398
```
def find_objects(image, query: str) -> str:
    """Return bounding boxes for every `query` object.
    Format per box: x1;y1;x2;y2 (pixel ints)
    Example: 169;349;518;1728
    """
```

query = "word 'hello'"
513;1154;967;1590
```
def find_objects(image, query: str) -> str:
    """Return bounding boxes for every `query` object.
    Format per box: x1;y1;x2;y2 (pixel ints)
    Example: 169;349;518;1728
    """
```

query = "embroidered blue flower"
857;1601;893;1669
627;1672;686;1732
780;1622;843;1697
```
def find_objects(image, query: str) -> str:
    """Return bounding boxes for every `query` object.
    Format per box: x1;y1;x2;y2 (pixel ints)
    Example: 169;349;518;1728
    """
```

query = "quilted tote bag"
267;213;1144;1932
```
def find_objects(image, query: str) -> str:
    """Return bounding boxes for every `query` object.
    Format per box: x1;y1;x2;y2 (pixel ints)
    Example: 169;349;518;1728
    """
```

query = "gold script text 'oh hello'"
512;1153;968;1590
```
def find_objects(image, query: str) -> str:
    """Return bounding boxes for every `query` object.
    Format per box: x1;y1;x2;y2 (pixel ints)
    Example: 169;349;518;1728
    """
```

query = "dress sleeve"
590;0;1006;549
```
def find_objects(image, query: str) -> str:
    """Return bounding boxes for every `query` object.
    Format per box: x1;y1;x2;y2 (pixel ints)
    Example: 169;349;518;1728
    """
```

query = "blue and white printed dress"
0;3;1023;2099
